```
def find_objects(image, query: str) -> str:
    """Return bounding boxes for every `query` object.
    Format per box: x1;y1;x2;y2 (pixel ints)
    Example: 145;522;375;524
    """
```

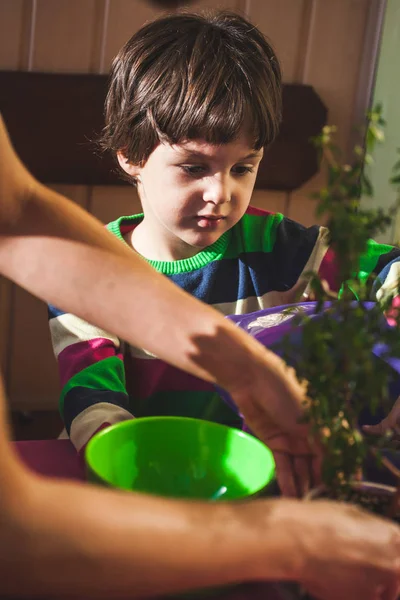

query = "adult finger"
273;452;298;497
293;455;312;496
311;451;323;489
363;420;388;435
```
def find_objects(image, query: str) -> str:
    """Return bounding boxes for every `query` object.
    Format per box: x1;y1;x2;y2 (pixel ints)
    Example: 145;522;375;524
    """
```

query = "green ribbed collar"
107;214;231;274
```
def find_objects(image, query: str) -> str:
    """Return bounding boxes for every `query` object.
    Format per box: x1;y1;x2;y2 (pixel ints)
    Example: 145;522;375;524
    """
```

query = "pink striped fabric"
318;246;340;292
124;354;213;399
58;338;123;387
246;205;273;217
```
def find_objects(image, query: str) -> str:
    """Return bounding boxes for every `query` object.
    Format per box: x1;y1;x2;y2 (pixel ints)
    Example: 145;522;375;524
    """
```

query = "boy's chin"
184;231;223;250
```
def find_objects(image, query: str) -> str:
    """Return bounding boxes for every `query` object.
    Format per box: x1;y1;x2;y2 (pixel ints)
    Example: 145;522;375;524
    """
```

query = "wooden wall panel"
246;0;312;218
91;186;142;224
249;0;372;224
287;185;321;227
250;190;286;215
48;184;89;209
246;0;309;82
101;0;161;72
102;0;242;72
0;0;25;401
287;170;327;225
31;0;99;72
0;2;25;382
301;0;370;153
7;186;89;411
0;278;13;375
8;288;60;411
289;0;371;224
191;0;243;11
0;0;25;69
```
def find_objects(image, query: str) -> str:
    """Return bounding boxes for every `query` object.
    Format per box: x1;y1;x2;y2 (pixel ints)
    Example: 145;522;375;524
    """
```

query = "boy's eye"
179;164;255;177
231;165;255;176
181;165;207;176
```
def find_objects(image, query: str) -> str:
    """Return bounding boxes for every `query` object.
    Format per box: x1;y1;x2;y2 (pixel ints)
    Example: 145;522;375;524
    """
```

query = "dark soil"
320;486;400;522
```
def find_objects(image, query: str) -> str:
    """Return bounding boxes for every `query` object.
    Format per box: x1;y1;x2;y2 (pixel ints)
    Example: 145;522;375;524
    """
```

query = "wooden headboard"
0;71;327;191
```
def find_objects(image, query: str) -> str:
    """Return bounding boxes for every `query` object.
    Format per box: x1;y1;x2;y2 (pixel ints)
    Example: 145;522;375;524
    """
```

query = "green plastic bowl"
85;416;275;500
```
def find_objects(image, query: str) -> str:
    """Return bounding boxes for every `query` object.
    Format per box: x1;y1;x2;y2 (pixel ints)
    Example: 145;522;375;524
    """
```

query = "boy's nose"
202;177;231;205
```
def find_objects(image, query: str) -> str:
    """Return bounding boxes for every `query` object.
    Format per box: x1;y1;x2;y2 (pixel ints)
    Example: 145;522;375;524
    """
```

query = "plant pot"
305;481;399;522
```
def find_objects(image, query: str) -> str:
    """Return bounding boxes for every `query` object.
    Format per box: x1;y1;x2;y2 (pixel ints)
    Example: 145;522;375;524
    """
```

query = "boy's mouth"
195;215;226;228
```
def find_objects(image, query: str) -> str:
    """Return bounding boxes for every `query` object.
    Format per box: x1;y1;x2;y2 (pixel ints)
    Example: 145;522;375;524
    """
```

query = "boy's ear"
117;151;141;179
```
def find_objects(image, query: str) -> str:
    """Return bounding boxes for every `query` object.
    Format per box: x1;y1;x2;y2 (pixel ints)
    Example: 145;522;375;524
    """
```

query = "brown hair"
100;11;282;180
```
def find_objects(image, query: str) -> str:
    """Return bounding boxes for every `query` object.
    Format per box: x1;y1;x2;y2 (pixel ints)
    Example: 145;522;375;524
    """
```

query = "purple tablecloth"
12;439;299;600
14;439;86;480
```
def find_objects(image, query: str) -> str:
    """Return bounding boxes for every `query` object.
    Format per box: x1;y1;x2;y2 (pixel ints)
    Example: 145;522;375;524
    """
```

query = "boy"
49;11;400;459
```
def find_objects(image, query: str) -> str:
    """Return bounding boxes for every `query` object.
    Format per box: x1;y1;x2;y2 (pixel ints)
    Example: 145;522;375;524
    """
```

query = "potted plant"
278;106;400;520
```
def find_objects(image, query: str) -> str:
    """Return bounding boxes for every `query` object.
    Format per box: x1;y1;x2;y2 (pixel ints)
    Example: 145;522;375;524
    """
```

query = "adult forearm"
2;473;302;598
0;187;237;384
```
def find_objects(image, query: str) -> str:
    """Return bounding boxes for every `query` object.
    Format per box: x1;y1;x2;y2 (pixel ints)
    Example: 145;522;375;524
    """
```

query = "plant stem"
370;447;400;519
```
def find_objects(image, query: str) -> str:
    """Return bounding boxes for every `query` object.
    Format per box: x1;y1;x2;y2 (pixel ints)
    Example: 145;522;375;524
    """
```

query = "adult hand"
226;348;322;498
295;500;400;600
264;432;322;498
363;396;400;439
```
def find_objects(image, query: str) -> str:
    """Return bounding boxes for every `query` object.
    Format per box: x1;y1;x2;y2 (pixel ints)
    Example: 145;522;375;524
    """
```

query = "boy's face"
118;130;263;260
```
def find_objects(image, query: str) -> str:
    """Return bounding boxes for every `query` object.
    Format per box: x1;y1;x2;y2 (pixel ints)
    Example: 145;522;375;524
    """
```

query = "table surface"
13;439;301;600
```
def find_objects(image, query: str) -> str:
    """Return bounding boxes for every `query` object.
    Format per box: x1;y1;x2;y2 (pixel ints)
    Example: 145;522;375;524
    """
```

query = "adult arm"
1;416;400;600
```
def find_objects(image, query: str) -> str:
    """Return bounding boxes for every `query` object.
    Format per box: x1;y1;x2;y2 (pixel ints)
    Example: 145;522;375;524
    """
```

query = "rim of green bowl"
85;416;275;497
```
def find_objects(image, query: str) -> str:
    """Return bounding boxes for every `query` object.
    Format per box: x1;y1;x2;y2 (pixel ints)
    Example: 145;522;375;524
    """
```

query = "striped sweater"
48;207;400;451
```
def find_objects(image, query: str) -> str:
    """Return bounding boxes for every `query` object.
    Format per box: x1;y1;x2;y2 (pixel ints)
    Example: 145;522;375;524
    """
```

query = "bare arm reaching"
1;408;400;600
